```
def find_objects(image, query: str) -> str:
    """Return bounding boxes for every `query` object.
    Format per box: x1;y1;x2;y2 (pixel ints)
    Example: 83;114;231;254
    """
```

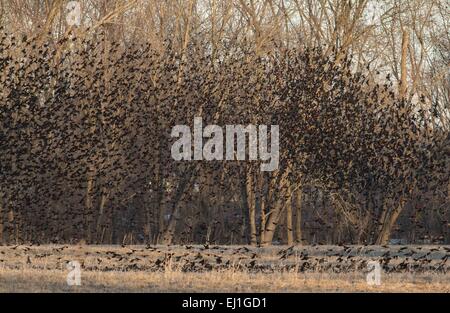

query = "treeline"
0;28;448;245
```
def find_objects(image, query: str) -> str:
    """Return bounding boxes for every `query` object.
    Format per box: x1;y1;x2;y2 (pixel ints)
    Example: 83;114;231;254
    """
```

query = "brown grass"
1;268;449;292
0;245;448;292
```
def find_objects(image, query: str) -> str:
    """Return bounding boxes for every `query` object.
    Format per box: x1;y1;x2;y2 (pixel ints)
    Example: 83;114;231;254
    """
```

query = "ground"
0;244;448;292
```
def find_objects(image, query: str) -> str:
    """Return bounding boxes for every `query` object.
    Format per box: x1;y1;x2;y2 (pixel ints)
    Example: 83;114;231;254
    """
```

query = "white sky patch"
364;1;385;25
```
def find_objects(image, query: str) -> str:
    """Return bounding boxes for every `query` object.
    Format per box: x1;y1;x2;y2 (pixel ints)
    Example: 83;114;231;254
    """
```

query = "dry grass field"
0;245;448;292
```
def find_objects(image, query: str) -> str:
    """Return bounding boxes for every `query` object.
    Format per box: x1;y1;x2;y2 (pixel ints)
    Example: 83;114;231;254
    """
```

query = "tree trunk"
239;175;249;244
95;187;109;243
399;29;409;98
295;188;303;244
286;186;294;245
0;192;3;244
85;171;95;243
259;173;267;245
261;200;283;246
246;169;257;246
145;197;152;244
260;206;266;245
160;202;180;245
376;197;406;245
447;181;450;210
160;169;195;244
261;169;290;246
7;208;14;244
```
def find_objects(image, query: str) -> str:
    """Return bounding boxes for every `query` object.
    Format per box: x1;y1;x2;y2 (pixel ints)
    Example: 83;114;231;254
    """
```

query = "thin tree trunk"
399;30;409;98
85;171;95;243
145;200;152;244
246;168;257;246
0;192;3;244
260;209;266;245
156;176;165;243
239;168;250;243
286;185;294;245
447;181;450;216
95;188;108;243
7;208;14;244
295;188;303;244
259;173;267;245
239;173;250;243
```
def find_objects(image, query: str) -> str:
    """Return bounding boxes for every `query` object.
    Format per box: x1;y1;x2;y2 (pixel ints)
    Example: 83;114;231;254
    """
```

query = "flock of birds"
0;27;449;246
0;244;448;274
